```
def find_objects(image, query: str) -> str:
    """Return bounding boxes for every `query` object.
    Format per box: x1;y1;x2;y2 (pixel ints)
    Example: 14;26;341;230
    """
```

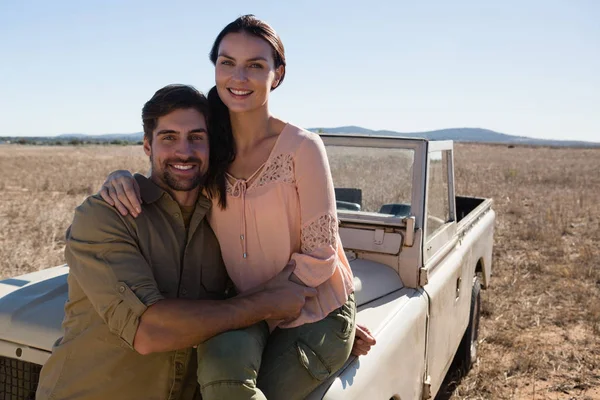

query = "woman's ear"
272;65;285;89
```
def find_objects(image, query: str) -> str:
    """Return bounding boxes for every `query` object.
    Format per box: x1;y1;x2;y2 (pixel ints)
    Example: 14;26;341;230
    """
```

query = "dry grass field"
0;143;599;399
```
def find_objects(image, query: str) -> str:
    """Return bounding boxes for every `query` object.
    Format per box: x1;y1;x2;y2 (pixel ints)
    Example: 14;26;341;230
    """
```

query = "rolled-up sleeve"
290;134;340;288
65;196;164;349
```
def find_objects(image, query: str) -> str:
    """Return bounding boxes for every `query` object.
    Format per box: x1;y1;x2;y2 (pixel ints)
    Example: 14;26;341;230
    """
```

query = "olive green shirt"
37;174;228;400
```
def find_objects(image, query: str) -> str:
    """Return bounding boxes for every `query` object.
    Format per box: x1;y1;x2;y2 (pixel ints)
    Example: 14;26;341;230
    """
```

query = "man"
36;84;317;400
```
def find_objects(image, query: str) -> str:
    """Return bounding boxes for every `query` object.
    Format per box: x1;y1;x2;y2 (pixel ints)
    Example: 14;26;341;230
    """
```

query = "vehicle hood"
0;266;68;351
0;259;403;352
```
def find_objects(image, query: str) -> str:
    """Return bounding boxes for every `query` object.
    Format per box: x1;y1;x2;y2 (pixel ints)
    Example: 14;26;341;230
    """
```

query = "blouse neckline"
225;123;290;189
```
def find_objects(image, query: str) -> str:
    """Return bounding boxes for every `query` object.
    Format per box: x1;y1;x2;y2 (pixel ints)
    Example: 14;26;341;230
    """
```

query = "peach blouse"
208;123;355;328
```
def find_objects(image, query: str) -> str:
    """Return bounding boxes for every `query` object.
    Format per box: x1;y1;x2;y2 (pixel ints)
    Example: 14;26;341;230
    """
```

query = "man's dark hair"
142;84;210;144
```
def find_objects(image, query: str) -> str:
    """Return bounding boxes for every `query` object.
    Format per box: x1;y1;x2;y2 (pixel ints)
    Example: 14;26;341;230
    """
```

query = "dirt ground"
443;144;600;400
0;143;599;399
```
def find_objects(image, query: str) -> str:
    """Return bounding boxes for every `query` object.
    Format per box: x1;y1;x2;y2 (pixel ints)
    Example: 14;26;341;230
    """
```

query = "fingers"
351;339;371;356
351;337;374;356
113;183;136;217
279;261;296;278
108;186;129;216
99;185;115;206
356;325;377;345
99;170;140;217
122;178;142;214
351;325;376;357
133;181;143;210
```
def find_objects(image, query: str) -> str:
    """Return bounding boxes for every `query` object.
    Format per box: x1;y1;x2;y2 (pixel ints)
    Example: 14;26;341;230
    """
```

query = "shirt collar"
134;173;212;211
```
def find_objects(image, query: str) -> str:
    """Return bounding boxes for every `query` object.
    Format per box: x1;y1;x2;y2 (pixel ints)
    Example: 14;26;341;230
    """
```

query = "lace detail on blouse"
301;214;338;254
255;153;294;188
226;153;295;197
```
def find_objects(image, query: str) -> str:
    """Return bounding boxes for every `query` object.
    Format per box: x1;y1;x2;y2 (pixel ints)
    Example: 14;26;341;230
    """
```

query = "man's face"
144;108;209;193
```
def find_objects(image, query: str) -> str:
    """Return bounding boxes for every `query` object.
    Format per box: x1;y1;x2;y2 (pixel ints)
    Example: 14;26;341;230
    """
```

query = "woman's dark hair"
205;15;286;208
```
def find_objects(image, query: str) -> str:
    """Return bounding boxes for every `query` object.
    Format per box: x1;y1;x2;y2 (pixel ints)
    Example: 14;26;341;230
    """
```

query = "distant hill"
2;127;598;147
307;126;600;147
57;132;144;141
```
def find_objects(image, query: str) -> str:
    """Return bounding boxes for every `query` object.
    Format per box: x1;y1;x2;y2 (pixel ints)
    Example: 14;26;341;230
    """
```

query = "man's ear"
143;136;151;156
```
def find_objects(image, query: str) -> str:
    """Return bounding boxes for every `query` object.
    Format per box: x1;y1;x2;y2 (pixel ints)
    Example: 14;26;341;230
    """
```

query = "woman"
100;15;374;399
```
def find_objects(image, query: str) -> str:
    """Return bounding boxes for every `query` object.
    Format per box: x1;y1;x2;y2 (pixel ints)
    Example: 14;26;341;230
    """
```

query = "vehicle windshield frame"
321;134;427;228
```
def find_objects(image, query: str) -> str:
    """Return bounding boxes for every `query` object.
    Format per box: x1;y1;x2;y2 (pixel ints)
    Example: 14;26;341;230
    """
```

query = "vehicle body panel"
0;266;67;356
308;288;428;400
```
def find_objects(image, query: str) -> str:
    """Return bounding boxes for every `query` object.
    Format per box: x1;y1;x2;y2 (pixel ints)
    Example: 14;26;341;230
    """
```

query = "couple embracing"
37;15;374;400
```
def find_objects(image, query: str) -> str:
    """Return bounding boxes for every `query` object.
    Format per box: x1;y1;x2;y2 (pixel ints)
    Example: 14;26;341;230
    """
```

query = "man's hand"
352;324;376;356
258;262;317;321
98;170;142;217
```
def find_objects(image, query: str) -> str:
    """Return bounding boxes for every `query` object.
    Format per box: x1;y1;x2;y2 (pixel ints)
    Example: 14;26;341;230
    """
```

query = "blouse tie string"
229;179;248;259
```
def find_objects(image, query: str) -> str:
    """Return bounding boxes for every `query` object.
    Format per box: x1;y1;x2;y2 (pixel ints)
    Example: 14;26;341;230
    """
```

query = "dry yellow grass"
446;144;600;400
0;142;599;399
0;145;148;278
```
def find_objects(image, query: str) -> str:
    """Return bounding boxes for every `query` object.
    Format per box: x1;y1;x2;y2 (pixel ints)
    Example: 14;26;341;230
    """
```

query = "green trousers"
197;294;356;400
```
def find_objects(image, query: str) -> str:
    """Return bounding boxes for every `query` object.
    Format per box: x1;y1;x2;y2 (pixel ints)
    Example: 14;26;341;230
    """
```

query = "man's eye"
220;60;233;66
190;135;205;141
163;135;175;141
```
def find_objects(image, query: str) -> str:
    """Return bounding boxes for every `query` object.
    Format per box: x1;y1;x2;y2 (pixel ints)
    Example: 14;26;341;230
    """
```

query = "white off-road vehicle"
0;135;494;399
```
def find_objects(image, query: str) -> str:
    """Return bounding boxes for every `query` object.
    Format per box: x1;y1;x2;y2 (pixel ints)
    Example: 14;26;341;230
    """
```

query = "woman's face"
215;32;284;114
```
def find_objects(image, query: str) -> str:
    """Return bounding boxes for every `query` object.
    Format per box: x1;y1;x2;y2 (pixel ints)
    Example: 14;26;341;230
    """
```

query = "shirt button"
175;362;183;373
181;287;188;296
174;213;180;218
119;285;126;293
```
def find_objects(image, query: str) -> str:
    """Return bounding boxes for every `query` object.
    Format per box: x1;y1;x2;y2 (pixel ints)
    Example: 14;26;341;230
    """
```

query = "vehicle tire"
455;277;481;375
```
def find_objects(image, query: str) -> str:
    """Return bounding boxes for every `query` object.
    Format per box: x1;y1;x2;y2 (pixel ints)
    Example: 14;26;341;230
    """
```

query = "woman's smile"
227;88;254;98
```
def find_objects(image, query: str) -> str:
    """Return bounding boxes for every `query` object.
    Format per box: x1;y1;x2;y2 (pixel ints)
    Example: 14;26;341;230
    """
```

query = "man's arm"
134;264;316;354
67;196;316;355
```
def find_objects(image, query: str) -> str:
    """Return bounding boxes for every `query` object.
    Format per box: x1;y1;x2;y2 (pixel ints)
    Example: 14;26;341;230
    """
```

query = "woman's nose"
232;66;248;81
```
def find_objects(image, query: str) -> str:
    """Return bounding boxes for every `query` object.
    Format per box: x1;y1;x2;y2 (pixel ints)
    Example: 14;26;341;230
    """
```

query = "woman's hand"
98;170;142;217
352;324;376;357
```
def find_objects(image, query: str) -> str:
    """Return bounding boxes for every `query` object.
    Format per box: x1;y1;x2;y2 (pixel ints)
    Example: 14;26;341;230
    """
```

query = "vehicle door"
420;142;474;395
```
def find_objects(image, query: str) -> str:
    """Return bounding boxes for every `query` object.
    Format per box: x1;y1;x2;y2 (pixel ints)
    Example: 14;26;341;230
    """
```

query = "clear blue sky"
1;0;598;141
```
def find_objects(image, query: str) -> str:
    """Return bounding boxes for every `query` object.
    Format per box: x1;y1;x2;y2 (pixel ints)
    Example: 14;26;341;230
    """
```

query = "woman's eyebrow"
218;52;268;62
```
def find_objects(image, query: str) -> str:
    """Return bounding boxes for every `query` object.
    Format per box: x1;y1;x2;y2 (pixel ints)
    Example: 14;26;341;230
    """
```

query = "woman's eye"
190;135;205;141
249;63;263;69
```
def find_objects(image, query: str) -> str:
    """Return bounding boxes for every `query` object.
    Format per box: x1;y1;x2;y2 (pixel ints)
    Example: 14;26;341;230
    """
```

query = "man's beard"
163;167;206;191
151;155;206;192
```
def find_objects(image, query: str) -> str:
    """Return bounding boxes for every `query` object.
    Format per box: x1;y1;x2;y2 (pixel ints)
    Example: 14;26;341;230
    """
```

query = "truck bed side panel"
423;206;495;397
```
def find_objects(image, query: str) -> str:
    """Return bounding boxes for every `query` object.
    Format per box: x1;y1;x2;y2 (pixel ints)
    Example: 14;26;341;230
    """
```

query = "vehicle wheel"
455;277;481;375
